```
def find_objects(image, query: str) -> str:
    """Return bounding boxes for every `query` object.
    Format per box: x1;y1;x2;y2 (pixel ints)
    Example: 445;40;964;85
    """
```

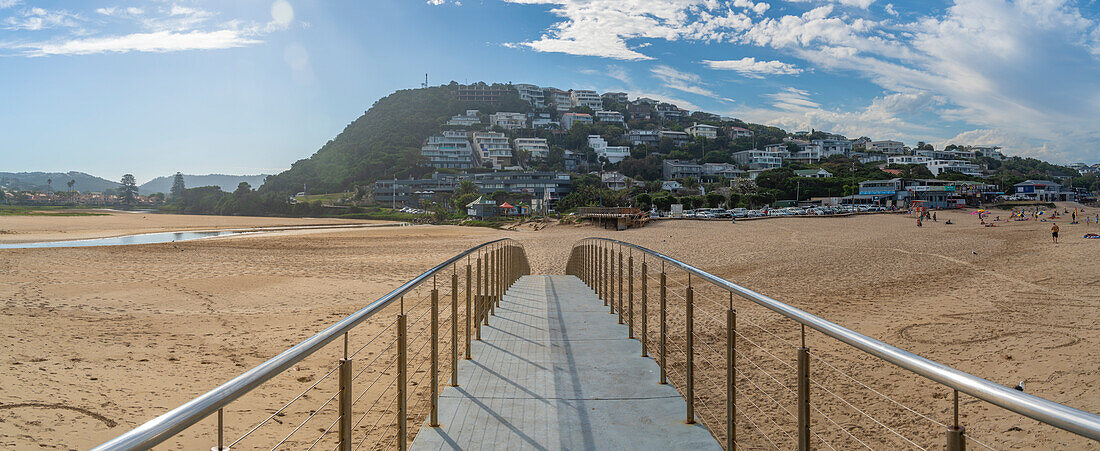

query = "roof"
499;202;515;208
1015;179;1060;186
794;169;831;176
728;126;751;131
466;196;496;207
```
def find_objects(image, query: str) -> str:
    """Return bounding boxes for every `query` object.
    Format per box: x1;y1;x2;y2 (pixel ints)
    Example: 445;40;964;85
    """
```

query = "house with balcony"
663;160;704;180
627;104;653;121
732;149;783;170
421;130;479;169
602;92;629;104
658;130;690;147
655;103;686;120
471;131;513;168
514;84;545;108
685;123;718;139
702;163;746;181
588;135;630;164
623;129;660;147
570;89;603;110
445;110;481;126
794;169;833;178
561;113;593;130
514;138;550;160
812;139;853;157
595;110;625;125
1013;180;1076;202
926;160;983;177
727;126;754;139
547;89;573;112
888;155;932;165
867;140;907;154
489;112;527;130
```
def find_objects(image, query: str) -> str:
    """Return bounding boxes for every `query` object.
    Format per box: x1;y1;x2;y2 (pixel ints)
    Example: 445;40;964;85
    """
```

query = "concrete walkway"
412;275;719;450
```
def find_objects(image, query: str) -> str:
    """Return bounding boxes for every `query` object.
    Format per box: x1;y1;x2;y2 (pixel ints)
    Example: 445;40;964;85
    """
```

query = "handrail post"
617;249;624;324
397;313;407;451
338;357;352;451
686;282;695;424
475;257;483;340
603;245;609;306
798;337;810;451
451;273;458;384
609;248;616;314
948;390;966;450
641;261;648;357
215;408;225;451
628;254;634;338
489;247;496;316
659;269;667;385
728;307;736;451
465;264;471;359
430;288;439;427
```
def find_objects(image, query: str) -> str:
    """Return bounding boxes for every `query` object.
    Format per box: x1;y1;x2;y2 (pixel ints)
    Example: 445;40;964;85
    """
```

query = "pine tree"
170;172;186;199
119;174;138;205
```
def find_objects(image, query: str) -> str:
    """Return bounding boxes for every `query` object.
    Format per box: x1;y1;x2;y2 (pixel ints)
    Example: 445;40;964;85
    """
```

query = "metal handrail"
575;237;1100;441
92;238;523;451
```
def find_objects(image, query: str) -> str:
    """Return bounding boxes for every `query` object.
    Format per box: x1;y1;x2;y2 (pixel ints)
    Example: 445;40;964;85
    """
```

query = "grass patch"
0;206;107;216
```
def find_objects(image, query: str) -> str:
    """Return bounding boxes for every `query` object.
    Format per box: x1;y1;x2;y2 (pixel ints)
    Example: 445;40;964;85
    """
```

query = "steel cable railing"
94;238;531;451
565;238;1100;450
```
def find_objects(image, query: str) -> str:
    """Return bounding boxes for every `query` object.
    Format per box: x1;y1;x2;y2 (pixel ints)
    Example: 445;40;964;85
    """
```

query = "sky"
1;0;1098;183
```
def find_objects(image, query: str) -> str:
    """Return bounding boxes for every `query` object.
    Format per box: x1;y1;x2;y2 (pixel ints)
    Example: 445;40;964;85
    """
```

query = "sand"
0;208;1096;449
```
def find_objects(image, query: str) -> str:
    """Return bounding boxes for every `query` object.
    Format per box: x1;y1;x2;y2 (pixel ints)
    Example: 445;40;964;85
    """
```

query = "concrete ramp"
412;275;719;450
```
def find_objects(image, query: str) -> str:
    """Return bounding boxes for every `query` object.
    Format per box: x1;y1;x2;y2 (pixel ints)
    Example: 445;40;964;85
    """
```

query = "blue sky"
1;0;1098;182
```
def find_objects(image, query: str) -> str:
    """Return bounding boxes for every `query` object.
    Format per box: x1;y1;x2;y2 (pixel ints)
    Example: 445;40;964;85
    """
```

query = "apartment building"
926;159;983;177
627;104;653;121
867;140;906;154
588;135;630;164
489;112;526;130
727;126;754;139
601;92;629;104
561;113;593;130
623;129;660;147
547;89;573;112
456;85;509;103
812;139;853;157
420;130;479;169
655;103;686;120
888;155;932;165
658;130;690;147
685;123;719;139
514;137;550;160
471;131;513;168
570;89;603;110
514;84;545;108
702;163;746;180
732;149;783;170
594;110;625;124
663;160;704;180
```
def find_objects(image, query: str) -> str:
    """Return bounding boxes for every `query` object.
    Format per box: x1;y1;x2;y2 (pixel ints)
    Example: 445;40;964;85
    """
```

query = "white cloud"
4;7;80;30
703;57;802;77
0;0;21;9
883;3;898;16
739;89;942;142
15;30;261;56
650;64;717;96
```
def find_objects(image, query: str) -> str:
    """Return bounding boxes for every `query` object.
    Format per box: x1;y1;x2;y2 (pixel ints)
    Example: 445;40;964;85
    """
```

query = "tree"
634;193;652;211
46;178;52;194
455;180;478;197
170;172;186;199
67;179;75;199
119;174;138;205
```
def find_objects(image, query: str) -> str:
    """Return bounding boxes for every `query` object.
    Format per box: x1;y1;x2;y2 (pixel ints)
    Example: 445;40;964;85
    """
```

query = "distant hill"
0;171;119;192
261;82;529;193
139;174;271;195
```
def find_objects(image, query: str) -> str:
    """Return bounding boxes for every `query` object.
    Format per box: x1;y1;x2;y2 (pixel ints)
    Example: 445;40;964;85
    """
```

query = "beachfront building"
926;159;983;177
515;84;545;108
595;110;625;124
377;172;572;207
813;139;853;157
472;131;513;168
732;149;783;170
489;112;527;130
658;130;691;147
888;155;932;165
514;138;550;160
1013;180;1077;202
623;129;660;147
867;140;906;154
856;178;962;208
420;130;479;169
561;113;593;130
445;110;481;126
686;123;719;139
794;169;833;178
727;126;754;139
588;135;630;164
602;172;632;191
570;90;603;110
602;92;629;104
466;196;498;218
663;160;704;180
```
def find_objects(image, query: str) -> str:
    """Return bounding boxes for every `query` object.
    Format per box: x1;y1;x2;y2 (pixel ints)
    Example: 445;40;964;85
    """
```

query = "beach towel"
1085;233;1100;239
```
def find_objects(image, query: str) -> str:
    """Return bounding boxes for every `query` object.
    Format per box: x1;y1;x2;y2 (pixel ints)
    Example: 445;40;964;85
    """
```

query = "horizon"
2;0;1099;182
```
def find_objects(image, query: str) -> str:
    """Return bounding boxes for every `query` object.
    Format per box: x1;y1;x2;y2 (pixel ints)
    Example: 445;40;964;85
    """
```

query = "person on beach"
1051;223;1059;244
917;216;923;227
933;212;937;222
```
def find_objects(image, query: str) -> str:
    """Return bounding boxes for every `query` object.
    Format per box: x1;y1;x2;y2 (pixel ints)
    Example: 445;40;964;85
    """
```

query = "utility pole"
796;179;801;204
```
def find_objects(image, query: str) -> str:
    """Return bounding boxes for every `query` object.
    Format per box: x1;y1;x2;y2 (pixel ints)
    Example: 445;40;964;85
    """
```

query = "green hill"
0;171;119;193
261;82;529;193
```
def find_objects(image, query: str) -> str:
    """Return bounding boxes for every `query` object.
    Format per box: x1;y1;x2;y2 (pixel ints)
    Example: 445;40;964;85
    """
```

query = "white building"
588;135;630;164
967;145;1005;160
594;110;625;124
867;140;906;154
927;160;983;177
471;131;513;168
702;163;746;180
888;155;932;165
421;130;479;169
514;84;545;108
794;168;833;178
561;113;593;130
514;137;550;160
489;112;526;130
570;89;603;110
445;110;481;126
685;123;719;139
732;149;783;170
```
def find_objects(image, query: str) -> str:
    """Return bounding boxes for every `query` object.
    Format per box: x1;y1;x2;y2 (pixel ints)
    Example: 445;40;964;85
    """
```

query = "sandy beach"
1;208;1097;449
